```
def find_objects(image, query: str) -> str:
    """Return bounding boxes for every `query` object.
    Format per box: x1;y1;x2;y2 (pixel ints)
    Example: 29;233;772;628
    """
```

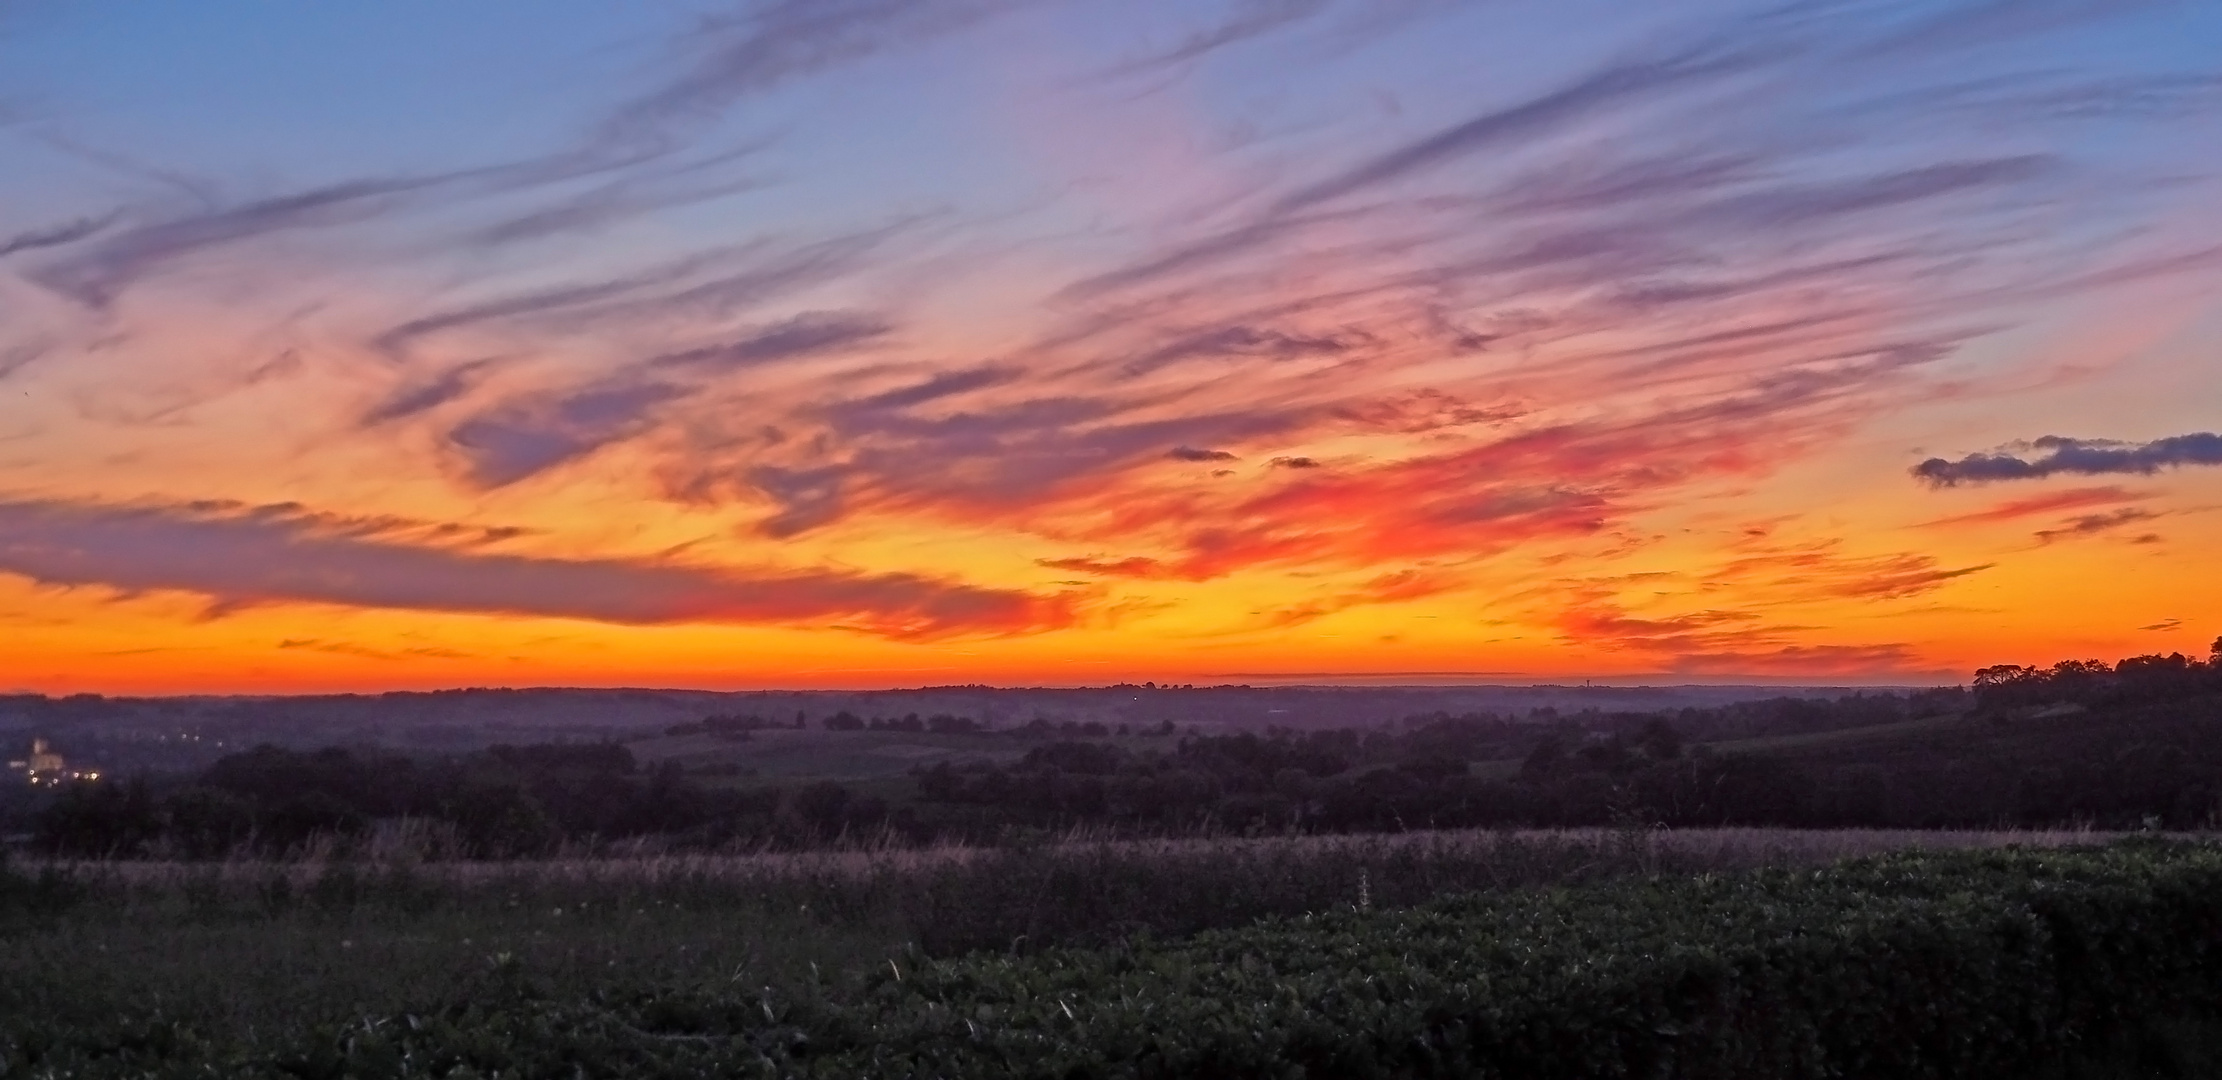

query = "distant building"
11;738;98;786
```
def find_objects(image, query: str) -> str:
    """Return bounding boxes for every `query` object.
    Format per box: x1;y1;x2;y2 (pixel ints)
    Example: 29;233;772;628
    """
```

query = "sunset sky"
2;0;2219;693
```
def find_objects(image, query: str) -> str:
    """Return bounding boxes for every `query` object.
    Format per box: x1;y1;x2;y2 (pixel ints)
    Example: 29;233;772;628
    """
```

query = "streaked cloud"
0;498;1076;639
1913;486;2149;529
1913;434;2222;485
596;0;1033;152
29;178;443;307
0;0;2218;685
1166;446;1237;463
0;214;113;259
446;310;895;487
2033;508;2162;545
1252;567;1460;629
1099;0;1333;76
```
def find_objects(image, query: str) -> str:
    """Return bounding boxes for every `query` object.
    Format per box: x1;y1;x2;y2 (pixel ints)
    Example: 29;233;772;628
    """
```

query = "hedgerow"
9;842;2222;1078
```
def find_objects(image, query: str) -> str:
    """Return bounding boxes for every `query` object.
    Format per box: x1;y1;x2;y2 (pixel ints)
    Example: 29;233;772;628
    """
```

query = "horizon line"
4;676;1965;699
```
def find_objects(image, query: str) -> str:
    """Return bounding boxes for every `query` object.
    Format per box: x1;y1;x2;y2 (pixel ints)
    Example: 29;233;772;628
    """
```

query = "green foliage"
10;843;2222;1077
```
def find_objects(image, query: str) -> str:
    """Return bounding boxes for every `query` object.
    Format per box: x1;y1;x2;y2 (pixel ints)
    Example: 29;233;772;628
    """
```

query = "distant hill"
12;647;2221;855
0;682;1886;775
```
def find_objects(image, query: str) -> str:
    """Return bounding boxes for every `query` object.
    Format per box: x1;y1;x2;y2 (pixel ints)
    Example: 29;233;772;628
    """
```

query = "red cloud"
1035;555;1170;579
1914;485;2148;528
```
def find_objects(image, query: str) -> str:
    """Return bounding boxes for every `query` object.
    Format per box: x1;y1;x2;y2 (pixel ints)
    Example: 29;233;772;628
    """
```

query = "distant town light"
9;738;100;785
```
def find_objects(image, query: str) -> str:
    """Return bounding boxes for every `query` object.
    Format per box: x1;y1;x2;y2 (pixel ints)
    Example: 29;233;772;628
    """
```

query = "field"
630;726;1041;783
9;667;2222;1075
10;827;2218;1077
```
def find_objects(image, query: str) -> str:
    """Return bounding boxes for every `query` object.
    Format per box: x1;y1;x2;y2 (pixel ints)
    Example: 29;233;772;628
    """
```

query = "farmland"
5;833;2219;1077
9;654;2222;1075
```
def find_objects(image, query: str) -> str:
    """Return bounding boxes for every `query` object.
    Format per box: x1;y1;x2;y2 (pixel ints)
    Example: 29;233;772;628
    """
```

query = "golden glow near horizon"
2;4;2221;694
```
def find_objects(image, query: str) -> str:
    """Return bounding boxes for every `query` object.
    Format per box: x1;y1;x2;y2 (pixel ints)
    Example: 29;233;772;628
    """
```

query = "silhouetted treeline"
908;646;2222;834
18;642;2222;856
908;719;1802;834
30;743;797;857
818;710;989;734
1973;641;2222;712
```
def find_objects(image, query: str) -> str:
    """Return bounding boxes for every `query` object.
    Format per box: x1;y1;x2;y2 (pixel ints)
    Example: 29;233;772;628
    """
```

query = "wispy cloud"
278;637;473;661
360;359;506;427
446;310;895;487
373;228;901;357
0;214;114;259
29;179;444;307
648;310;893;374
1284;42;1764;216
0;342;47;381
745;463;851;538
466;144;773;247
596;0;1031;152
1251;567;1460;629
1167;446;1238;462
2;0;2217;679
1099;0;1334;77
1714;548;1994;602
2033;507;2162;544
1035;555;1170;579
449;380;690;488
1913;486;2149;528
0;497;1076;638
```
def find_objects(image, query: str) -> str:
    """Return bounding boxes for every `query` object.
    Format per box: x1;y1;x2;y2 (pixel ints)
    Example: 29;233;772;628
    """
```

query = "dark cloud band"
1913;433;2222;485
0;497;1072;639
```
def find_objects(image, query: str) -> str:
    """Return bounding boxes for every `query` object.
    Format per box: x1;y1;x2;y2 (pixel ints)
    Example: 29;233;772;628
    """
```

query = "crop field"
8;828;2217;1077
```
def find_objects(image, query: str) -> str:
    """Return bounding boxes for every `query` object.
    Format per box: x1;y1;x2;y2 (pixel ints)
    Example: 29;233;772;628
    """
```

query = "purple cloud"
1914;433;2222;485
0;497;1074;638
0;214;114;259
2033;508;2163;544
1271;40;1764;216
450;380;688;487
448;311;894;487
597;0;1030;151
1168;446;1237;462
31;179;443;307
648;310;892;373
1101;0;1333;76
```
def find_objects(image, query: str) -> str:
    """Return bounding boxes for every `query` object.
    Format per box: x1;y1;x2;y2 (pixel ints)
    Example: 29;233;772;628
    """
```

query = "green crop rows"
10;842;2222;1078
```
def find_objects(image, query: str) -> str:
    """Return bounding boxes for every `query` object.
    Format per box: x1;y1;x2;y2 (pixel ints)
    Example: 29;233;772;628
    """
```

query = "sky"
1;0;2219;694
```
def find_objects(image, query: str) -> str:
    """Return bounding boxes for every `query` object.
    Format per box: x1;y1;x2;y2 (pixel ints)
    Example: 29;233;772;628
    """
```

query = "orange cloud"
2033;508;2163;545
1709;544;1993;602
1252;568;1464;629
1035;555;1170;579
1914;486;2149;528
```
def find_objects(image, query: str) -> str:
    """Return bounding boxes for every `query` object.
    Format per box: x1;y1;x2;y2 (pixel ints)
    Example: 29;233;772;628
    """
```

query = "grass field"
7;831;2218;1077
0;827;2128;1064
1688;711;1975;755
